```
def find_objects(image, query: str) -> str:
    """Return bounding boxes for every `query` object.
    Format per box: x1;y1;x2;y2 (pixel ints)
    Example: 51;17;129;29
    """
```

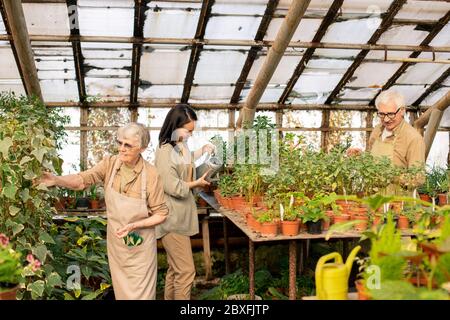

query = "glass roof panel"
194;48;249;84
212;2;266;15
321;18;381;44
397;62;449;85
82;42;132;102
23;3;70;36
78;0;134;37
388;84;427;105
419;87;450;107
189;85;235;103
239;86;285;103
429;23;450;46
247;52;303;84
377;25;429;46
0;45;25;96
138;84;183;102
32;42;78;102
140;45;190;85
347;62;403;87
265;18;322;42
396;1;450;21
205;15;262;40
337;88;379;101
144;2;201;38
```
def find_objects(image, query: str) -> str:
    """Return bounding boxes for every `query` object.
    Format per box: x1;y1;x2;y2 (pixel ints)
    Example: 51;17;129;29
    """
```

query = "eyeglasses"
377;108;402;120
116;139;138;150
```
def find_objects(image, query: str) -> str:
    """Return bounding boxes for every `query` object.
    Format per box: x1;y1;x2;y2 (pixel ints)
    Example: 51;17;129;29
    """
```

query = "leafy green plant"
48;217;112;300
0;93;69;299
299;206;326;223
89;185;98;201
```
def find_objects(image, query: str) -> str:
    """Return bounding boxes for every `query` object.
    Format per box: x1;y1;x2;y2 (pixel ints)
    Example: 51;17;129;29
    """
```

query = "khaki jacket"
154;143;198;238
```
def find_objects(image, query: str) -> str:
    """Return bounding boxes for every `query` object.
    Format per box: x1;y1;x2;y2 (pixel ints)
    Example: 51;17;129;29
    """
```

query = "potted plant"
279;201;300;236
257;210;278;237
75;190;90;210
0;234;41;300
300;205;326;234
89;184;100;210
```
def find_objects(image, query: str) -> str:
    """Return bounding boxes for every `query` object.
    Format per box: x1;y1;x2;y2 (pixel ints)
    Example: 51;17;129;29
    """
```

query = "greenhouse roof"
0;0;449;110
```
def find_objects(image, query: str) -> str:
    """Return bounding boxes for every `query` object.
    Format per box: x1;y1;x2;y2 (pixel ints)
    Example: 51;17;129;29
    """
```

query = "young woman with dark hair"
155;104;214;300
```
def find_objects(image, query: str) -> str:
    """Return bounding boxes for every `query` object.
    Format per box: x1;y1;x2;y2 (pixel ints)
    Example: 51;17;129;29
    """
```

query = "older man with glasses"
348;90;425;170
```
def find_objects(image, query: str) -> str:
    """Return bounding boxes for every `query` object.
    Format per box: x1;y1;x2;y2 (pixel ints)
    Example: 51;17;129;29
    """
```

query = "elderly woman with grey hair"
39;122;168;300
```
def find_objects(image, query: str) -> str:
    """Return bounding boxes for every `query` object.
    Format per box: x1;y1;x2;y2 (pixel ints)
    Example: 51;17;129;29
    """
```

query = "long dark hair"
159;104;198;147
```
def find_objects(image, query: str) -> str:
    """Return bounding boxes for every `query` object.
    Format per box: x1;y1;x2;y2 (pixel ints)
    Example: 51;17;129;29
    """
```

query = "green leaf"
27;280;45;298
0;137;13;157
64;293;75;300
31;147;47;163
5;219;24;236
325;220;362;241
74;289;81;299
77;235;90;246
75;226;83;235
46;272;63;288
39;231;55;244
2;184;17;200
81;265;92;279
100;283;111;291
32;244;49;264
64;217;80;223
19;188;30;202
9;205;21;216
36;184;49;191
81;291;101;300
24;169;37;180
19;156;33;165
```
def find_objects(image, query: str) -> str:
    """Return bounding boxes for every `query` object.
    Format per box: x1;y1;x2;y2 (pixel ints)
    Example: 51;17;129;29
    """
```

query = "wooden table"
198;192;415;300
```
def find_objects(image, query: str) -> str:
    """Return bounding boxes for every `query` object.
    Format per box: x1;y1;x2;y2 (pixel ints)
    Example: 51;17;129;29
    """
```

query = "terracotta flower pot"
438;193;448;206
397;215;409;230
260;222;278;237
353;214;368;231
90;199;100;210
322;210;334;231
0;285;18;300
419;194;432;203
355;280;370;300
280;219;300;236
333;214;350;224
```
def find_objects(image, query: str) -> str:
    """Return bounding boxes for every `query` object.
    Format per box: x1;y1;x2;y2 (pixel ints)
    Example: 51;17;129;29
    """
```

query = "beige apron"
105;160;156;300
371;134;399;195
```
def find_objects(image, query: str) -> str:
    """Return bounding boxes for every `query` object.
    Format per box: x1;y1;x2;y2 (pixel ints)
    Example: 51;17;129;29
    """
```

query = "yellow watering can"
315;245;361;300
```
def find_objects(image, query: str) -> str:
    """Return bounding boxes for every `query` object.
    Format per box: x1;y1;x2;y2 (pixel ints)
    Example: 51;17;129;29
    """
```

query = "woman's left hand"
116;223;135;239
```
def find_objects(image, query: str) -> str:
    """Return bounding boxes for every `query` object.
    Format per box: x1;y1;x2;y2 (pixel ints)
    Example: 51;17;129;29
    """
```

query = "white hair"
375;90;406;110
117;122;150;148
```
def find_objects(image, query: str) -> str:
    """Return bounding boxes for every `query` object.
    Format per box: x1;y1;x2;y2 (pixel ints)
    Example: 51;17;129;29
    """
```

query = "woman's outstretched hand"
36;172;57;187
